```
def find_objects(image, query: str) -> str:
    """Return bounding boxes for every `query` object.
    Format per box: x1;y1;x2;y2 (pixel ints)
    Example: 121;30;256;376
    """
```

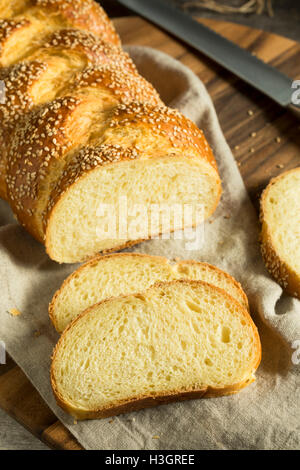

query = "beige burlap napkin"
0;46;299;450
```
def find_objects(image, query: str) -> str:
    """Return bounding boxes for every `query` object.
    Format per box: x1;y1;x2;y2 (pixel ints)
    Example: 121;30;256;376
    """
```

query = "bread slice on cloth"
260;167;300;299
49;253;249;332
51;280;261;420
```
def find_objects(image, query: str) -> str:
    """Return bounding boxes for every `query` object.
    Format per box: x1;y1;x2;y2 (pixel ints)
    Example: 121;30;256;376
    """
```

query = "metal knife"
116;0;300;112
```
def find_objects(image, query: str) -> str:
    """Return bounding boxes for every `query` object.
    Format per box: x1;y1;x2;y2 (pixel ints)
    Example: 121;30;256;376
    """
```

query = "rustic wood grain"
0;16;299;451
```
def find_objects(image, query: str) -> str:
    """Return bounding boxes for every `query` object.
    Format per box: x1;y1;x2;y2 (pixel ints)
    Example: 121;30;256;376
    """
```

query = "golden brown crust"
50;279;261;420
0;1;120;67
0;61;47;126
0;18;31;65
41;29;132;70
0;31;138;200
51;377;256;420
0;1;120;46
260;168;300;300
68;64;162;106
0;61;47;198
0;31;135;128
35;0;120;45
0;0;31;19
7;96;85;240
108;102;218;170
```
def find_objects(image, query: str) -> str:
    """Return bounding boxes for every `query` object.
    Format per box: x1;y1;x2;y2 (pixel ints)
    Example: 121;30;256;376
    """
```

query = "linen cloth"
0;46;299;450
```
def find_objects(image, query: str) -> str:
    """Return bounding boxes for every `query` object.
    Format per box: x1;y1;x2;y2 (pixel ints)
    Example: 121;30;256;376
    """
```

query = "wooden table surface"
100;0;300;43
1;12;300;450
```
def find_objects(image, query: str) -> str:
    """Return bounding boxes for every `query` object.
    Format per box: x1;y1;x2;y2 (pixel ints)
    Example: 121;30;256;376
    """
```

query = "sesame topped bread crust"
0;18;31;65
0;18;30;45
0;61;47;127
0;0;222;262
0;29;135;125
0;31;138;199
35;0;120;45
40;29;131;70
0;0;120;45
0;0;120;46
260;167;300;299
107;102;217;169
0;60;47;197
0;1;120;67
68;65;162;106
7;96;85;239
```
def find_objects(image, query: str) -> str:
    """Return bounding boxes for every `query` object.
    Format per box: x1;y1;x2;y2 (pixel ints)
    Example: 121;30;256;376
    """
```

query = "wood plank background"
0;16;299;450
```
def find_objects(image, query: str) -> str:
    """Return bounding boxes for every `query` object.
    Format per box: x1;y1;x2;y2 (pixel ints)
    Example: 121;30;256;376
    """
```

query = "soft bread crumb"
51;280;261;420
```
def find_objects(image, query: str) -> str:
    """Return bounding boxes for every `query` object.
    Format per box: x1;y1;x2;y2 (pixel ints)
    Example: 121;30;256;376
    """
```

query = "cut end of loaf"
45;154;221;263
51;280;261;420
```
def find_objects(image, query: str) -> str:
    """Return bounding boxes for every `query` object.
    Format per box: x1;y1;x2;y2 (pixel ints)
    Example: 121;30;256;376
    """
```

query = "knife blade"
117;0;300;110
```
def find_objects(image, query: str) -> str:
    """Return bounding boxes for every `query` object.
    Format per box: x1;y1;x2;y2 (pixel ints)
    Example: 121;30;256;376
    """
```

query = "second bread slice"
49;253;249;332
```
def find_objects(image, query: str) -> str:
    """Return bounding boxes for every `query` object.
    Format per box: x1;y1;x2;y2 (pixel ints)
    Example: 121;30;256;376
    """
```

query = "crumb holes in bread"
176;265;190;275
185;300;202;313
221;326;231;343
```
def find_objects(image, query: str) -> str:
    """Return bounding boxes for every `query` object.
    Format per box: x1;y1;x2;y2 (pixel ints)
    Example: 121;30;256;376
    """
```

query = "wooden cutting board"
0;16;300;451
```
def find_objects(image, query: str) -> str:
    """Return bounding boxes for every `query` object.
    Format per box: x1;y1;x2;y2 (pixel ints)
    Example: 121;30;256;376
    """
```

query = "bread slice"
49;253;249;332
260;167;300;299
51;280;261;420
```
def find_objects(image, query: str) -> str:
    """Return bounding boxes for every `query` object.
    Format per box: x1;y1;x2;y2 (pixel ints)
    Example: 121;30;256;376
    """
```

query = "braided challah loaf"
0;0;222;263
